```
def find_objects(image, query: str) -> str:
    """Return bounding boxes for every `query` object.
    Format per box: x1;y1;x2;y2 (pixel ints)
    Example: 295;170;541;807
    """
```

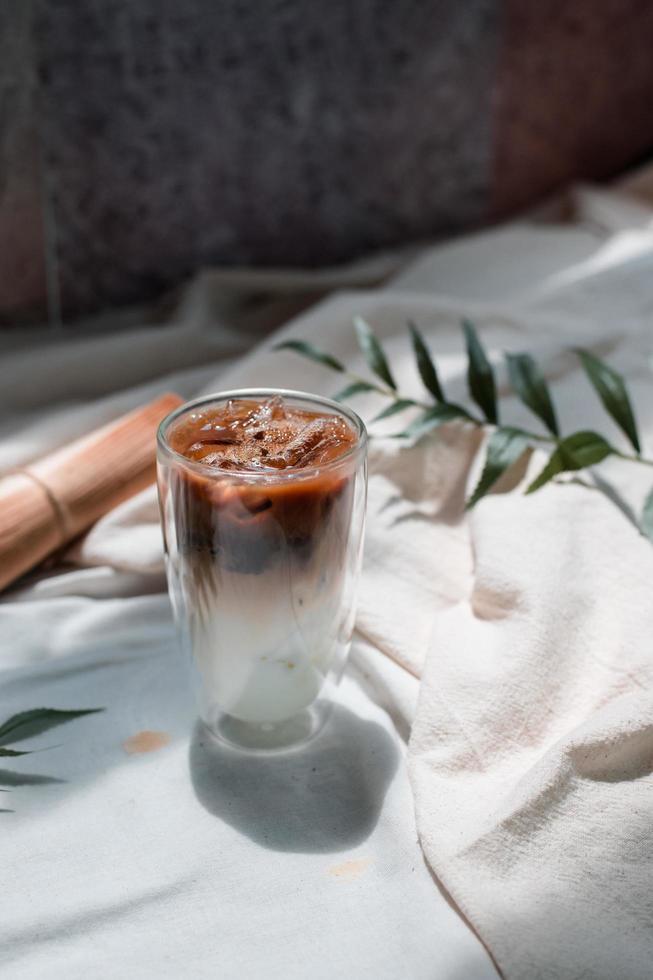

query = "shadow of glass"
189;704;399;854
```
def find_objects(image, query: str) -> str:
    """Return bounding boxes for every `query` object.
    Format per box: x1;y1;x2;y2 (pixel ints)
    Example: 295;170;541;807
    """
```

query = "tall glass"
157;389;368;752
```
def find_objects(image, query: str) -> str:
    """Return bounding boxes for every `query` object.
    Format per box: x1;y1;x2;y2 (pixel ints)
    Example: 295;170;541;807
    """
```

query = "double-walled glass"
157;389;368;751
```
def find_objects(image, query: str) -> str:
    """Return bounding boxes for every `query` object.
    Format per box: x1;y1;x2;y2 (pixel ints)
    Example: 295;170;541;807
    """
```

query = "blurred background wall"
2;0;653;326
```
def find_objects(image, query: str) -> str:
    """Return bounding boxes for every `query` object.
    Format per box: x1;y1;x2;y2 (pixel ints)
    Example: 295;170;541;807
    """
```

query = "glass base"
202;701;331;754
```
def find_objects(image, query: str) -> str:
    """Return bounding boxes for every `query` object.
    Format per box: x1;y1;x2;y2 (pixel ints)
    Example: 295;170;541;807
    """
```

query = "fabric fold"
4;180;653;978
409;483;653;979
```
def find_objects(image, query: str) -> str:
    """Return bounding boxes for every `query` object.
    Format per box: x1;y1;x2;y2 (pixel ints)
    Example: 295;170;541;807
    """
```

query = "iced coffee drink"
157;390;367;751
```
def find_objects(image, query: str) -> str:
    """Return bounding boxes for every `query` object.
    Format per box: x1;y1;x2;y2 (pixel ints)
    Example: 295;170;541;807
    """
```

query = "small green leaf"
462;319;498;423
446;402;477;422
506;352;559;436
467;427;530;508
393;403;470;440
575;349;640;453
332;381;376;401
371;399;417;422
526;431;613;494
274;339;345;373
408;321;444;402
640;486;653;541
0;747;31;757
353;316;397;390
0;708;104;746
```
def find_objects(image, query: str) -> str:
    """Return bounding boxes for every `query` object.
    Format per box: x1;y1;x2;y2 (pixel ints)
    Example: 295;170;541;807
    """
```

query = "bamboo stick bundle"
0;392;182;592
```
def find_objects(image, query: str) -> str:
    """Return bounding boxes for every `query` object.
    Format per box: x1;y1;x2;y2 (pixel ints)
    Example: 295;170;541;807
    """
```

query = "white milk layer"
188;561;351;723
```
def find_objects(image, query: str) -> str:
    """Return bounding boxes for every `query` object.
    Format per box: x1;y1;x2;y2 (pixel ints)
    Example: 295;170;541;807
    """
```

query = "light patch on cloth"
327;858;371;880
122;730;171;754
471;584;521;621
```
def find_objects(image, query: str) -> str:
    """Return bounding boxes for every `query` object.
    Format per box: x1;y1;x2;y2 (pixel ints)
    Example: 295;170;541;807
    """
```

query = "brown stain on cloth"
327;858;371;881
123;730;171;754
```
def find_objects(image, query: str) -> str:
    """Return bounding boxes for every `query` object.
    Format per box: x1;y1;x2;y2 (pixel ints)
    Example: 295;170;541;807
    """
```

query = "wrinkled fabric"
3;183;653;978
0;263;494;980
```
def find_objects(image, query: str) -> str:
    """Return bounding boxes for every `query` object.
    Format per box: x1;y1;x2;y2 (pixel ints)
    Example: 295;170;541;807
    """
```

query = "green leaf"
331;381;376;402
274;339;345;373
526;431;613;494
640;486;653;541
0;747;31;757
353;316;397;390
393;403;470;440
445;402;476;422
467;428;531;508
506;352;559;436
371;399;417;422
0;708;104;746
575;349;640;453
408;321;444;402
462;319;498;423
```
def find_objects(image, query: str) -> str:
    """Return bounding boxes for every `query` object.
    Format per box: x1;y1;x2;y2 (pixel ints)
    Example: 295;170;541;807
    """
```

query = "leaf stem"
613;451;653;468
345;369;653;469
347;370;487;424
342;369;430;408
275;323;653;536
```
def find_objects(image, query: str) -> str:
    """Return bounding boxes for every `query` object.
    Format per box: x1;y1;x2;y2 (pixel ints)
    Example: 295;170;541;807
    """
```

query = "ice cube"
200;426;239;445
276;418;336;467
185;441;229;462
243;395;287;428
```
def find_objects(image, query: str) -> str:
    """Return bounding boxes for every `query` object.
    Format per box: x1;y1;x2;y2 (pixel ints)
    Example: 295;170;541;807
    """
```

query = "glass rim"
157;387;368;482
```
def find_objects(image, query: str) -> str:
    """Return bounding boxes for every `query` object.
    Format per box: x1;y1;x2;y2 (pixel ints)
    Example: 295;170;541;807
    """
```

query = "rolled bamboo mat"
0;392;182;593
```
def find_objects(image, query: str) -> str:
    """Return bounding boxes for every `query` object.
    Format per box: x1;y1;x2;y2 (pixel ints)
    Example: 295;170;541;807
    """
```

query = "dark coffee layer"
169;396;357;472
165;397;360;575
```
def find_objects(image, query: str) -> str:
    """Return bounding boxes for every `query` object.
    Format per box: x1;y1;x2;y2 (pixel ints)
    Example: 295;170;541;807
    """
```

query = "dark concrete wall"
1;0;652;324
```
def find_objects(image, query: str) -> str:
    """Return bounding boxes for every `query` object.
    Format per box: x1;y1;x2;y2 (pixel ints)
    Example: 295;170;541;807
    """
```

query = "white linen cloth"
2;183;653;978
0;261;496;980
